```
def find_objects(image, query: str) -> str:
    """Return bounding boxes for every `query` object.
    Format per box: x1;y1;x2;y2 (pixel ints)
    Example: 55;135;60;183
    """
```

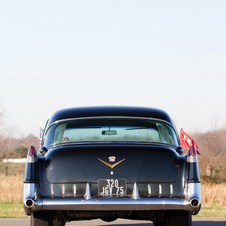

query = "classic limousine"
23;106;201;226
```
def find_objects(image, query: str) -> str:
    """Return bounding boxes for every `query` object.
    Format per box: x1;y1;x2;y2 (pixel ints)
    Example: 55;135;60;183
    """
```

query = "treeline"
189;129;226;183
0;133;39;159
0;128;226;183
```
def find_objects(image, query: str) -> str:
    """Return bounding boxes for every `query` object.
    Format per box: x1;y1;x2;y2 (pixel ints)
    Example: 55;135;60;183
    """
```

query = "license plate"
98;179;126;196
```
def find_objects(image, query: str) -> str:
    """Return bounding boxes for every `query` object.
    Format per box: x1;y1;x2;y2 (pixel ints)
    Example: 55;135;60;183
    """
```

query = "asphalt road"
0;218;226;226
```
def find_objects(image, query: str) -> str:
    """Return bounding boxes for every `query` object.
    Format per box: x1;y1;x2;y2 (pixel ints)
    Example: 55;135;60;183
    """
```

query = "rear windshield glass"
43;118;178;146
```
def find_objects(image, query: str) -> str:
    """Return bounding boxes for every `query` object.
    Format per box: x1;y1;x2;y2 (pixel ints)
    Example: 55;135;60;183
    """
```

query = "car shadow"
192;221;226;226
100;224;153;226
100;221;226;226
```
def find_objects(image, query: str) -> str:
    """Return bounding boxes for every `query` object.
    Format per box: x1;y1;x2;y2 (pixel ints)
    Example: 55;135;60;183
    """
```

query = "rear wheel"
169;210;191;226
153;218;168;226
31;212;65;226
31;212;52;226
53;218;65;226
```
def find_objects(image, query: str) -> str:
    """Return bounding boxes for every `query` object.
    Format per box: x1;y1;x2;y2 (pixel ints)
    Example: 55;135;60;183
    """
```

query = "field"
0;174;23;203
0;173;226;217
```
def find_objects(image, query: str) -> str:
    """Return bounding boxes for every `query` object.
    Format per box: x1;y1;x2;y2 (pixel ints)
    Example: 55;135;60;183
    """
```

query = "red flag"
180;128;200;154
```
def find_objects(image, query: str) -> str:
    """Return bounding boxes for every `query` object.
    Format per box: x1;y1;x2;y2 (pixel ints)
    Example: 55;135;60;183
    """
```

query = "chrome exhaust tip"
190;198;199;208
25;199;34;208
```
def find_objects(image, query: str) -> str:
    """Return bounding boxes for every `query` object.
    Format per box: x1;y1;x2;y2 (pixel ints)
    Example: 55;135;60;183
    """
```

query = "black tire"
53;219;65;226
31;212;65;226
31;212;53;226
169;210;192;226
153;218;168;226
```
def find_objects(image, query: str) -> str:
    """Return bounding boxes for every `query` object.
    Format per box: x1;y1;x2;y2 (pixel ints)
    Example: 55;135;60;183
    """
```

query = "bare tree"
0;103;4;154
192;128;226;183
19;133;39;151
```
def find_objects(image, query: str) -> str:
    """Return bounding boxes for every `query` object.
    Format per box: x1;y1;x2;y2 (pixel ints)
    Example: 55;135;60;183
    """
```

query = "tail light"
188;145;197;162
28;146;37;158
24;146;38;183
187;145;200;182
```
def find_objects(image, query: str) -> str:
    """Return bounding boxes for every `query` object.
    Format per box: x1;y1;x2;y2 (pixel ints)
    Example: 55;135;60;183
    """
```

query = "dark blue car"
23;106;201;226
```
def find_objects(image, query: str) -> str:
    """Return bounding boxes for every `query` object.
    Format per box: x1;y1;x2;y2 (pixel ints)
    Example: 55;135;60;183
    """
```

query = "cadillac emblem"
98;158;126;169
109;156;116;162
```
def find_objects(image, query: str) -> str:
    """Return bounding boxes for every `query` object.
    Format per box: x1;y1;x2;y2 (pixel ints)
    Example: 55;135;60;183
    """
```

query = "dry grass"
0;174;226;217
0;174;226;207
201;183;226;207
0;174;23;203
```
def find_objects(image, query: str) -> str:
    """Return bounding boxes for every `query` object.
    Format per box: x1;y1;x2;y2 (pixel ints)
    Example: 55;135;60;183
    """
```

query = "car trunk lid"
45;144;179;184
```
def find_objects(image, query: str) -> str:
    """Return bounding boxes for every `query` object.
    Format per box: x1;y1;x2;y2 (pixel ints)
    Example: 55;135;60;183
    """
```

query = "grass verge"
0;203;28;218
0;203;226;218
194;206;226;217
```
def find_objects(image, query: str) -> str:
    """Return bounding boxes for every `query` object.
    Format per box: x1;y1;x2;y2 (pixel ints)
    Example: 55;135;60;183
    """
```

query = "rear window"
43;117;179;146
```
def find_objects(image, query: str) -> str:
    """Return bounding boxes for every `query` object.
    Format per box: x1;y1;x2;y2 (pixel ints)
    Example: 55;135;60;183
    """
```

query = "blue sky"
0;0;226;137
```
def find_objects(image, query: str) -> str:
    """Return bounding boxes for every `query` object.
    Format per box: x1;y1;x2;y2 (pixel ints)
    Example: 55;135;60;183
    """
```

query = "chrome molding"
159;184;162;197
25;197;196;212
148;184;151;196
170;184;173;197
62;184;65;197
51;184;54;197
84;183;92;200
23;183;39;203
187;182;201;203
46;116;175;132
187;155;198;163
34;183;180;199
23;182;201;214
43;116;179;147
26;155;37;163
34;187;38;200
25;182;191;200
73;184;77;197
132;183;140;200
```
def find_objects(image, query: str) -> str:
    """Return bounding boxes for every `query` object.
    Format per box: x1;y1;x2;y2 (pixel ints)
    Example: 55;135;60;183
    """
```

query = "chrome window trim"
44;141;178;150
42;116;179;146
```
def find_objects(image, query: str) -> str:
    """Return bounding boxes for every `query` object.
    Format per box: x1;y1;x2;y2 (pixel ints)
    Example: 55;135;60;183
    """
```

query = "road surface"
0;218;226;226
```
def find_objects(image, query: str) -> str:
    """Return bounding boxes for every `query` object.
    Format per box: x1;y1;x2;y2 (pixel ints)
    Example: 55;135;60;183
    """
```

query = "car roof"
46;106;174;128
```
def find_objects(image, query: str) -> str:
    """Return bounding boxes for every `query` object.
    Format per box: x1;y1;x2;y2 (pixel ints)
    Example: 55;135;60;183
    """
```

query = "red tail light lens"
188;145;196;157
28;146;36;157
188;145;201;157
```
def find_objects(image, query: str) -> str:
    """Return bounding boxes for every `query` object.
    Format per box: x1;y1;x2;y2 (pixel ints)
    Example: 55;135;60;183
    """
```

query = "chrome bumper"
26;197;193;211
23;182;201;215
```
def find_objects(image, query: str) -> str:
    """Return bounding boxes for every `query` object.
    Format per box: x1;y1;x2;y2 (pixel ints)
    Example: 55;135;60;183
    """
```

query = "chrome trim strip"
187;155;198;163
159;184;162;197
34;187;38;201
132;183;140;200
23;183;38;203
43;116;179;146
26;156;37;163
48;141;177;150
51;184;54;197
47;116;175;131
26;197;196;212
148;184;151;196
170;184;173;197
73;184;76;197
84;183;92;200
187;182;201;203
62;184;65;197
